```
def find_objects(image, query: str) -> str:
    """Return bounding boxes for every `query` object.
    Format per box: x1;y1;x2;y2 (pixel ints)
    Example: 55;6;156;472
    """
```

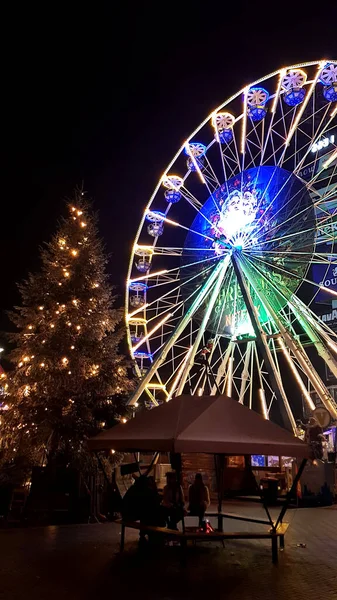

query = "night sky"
1;1;337;348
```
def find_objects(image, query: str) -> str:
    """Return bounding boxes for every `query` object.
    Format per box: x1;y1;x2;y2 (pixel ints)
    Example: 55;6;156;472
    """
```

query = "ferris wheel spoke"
279;63;323;165
293;104;334;174
175;256;230;395
127;259;228;405
238;255;336;419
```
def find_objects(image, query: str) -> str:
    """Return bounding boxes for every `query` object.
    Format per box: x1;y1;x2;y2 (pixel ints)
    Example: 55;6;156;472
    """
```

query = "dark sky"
1;1;337;343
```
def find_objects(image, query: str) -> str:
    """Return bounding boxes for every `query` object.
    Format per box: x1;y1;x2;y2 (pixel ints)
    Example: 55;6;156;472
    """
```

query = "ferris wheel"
125;60;337;433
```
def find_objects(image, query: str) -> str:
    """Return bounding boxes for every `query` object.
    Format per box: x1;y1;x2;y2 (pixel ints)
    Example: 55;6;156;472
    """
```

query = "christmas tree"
1;189;133;475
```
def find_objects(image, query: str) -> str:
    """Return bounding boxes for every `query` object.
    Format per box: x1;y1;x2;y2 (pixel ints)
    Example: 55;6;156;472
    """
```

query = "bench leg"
120;523;125;553
180;539;187;567
271;535;278;564
279;535;285;550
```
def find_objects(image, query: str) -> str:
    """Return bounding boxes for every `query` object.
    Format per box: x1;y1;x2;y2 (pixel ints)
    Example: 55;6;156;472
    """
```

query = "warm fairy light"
50;324;55;328
183;142;206;184
28;325;33;330
322;149;337;170
77;210;83;216
62;357;68;365
271;68;286;113
93;283;99;288
80;222;87;228
67;322;72;327
241;86;249;154
129;269;168;283
278;337;316;411
59;239;66;246
126;304;149;319
58;283;62;286
39;306;44;310
71;249;78;256
258;388;269;420
70;345;75;350
23;356;30;362
76;325;81;330
319;285;337;298
69;398;74;403
56;310;60;314
61;304;66;308
121;417;127;424
72;299;78;306
110;449;115;454
42;340;46;344
285;62;322;147
64;271;70;278
68;371;72;375
18;361;23;367
31;355;35;358
134;402;139;408
40;362;45;368
132;313;172;353
71;206;76;212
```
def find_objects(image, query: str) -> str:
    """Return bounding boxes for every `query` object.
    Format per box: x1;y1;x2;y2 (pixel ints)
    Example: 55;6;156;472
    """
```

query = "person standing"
162;471;185;530
188;473;210;526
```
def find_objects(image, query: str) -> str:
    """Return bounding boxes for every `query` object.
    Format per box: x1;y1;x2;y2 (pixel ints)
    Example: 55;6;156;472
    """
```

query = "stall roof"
88;395;309;457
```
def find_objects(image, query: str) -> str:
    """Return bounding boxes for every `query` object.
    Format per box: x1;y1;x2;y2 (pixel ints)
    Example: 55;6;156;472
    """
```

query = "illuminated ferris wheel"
125;60;337;432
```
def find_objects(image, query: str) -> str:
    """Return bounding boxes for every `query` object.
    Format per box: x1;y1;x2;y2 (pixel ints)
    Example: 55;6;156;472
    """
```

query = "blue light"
129;282;148;292
165;189;181;203
184;143;206;157
247;87;270;106
283;87;306;106
248;106;267;122
218;129;233;144
145;210;165;222
134;351;152;359
180;166;315;336
323;85;337;102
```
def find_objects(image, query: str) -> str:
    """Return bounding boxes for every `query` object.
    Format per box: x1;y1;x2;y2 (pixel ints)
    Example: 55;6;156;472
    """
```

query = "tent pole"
274;458;307;530
144;452;160;477
214;454;225;531
94;451;113;488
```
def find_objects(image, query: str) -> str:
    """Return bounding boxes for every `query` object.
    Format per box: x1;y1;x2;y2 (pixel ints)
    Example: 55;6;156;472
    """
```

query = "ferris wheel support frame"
210;340;235;395
175;255;230;396
127;259;226;406
232;252;297;432
239;255;337;419
239;340;253;404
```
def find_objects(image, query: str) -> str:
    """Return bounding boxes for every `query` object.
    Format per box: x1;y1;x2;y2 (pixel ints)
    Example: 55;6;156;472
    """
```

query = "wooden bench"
115;518;289;563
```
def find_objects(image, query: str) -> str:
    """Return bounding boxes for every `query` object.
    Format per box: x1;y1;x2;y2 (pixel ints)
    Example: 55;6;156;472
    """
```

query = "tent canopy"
88;395;309;458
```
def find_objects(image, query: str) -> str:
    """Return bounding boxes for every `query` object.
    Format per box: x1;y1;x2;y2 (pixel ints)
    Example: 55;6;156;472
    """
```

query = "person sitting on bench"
162;471;185;530
121;475;165;544
188;473;210;526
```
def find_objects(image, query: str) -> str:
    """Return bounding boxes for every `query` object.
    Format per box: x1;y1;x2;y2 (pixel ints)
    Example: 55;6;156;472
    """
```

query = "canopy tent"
88;394;309;457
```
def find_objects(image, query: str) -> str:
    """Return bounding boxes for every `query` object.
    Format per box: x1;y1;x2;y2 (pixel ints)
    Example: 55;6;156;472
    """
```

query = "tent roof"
88;395;309;457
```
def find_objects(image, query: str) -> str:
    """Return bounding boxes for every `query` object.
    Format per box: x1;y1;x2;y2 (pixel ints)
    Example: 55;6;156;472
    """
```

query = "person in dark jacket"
188;473;210;526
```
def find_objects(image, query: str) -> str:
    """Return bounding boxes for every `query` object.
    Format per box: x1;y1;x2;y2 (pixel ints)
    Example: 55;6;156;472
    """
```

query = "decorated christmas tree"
1;189;133;474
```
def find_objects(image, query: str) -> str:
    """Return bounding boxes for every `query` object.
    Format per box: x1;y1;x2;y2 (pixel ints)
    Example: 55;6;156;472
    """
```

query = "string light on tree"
1;188;134;475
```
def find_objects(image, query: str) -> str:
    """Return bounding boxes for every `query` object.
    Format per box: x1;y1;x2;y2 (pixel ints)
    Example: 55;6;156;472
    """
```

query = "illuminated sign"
311;134;335;153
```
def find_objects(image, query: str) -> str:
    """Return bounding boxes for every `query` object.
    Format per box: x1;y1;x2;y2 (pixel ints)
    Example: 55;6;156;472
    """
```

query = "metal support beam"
231;251;296;432
243;256;337;419
127;259;226;405
176;255;230;396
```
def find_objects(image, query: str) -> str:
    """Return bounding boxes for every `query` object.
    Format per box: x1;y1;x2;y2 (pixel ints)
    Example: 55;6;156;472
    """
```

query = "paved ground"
0;502;336;600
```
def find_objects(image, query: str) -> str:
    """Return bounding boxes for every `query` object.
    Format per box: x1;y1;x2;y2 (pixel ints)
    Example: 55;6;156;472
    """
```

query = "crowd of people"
121;471;210;542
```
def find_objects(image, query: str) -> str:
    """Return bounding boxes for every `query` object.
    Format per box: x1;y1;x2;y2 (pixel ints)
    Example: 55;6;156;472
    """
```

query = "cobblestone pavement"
0;502;336;600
